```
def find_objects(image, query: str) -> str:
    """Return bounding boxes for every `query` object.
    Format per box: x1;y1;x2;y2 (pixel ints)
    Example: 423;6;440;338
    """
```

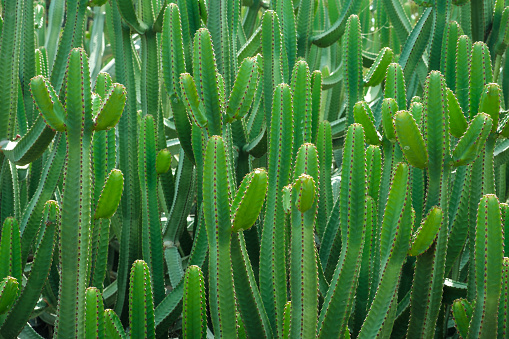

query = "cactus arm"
203;136;238;338
354;101;381;146
129;260;155;339
343;15;363;126
104;309;127;339
180;73;208;128
30;76;67;132
394;111;428;169
19;133;65;267
115;0;148;34
363;47;393;87
451;113;492;167
226;57;259;123
310;0;360;47
409;207;443;256
448;89;468;138
231;232;273;338
290;144;319;338
398;8;432;82
0;277;18;315
0;202;57;338
317;124;366;338
1;116;56;166
21;0;35;128
231;169;267;232
183;265;206;339
93;84;126;131
358;163;412;338
259;83;293;336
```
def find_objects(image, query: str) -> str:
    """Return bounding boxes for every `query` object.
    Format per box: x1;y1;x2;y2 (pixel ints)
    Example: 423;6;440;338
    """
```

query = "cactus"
1;1;509;338
30;48;125;337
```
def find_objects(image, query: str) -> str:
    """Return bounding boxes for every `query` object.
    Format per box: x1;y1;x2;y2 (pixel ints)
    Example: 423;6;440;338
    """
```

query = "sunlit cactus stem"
30;48;126;338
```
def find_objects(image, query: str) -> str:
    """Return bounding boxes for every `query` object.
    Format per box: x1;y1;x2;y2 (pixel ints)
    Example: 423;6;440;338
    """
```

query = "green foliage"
1;0;509;338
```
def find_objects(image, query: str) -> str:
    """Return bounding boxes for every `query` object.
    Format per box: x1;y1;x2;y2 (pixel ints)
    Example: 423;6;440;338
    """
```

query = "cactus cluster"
0;0;509;338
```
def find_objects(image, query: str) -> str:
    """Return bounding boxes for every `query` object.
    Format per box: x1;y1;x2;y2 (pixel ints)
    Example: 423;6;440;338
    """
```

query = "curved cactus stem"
0;201;57;338
259;83;294;337
317;124;366;338
358;163;411;338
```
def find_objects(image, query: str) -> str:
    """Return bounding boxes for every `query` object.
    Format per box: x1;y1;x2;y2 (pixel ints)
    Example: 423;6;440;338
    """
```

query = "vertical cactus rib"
129;260;155;339
193;28;223;136
138;115;165;306
259;83;294;336
316;121;333;239
468;195;503;338
203;136;238;338
408;71;450;338
161;3;194;162
344;15;363;126
54;47;95;338
84;287;105;339
469;42;493;119
456;35;472;117
114;22;141;319
358;163;411;338
290;144;319;338
182;265;206;339
291;60;311;160
0;0;22;142
0;217;22;282
317;124;366;338
262;11;285;126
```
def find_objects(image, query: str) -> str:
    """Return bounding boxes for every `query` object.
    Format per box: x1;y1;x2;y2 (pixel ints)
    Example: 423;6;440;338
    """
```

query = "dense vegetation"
0;0;509;338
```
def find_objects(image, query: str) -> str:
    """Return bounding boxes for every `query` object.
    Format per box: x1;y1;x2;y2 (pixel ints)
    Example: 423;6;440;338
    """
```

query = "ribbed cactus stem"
55;48;95;338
